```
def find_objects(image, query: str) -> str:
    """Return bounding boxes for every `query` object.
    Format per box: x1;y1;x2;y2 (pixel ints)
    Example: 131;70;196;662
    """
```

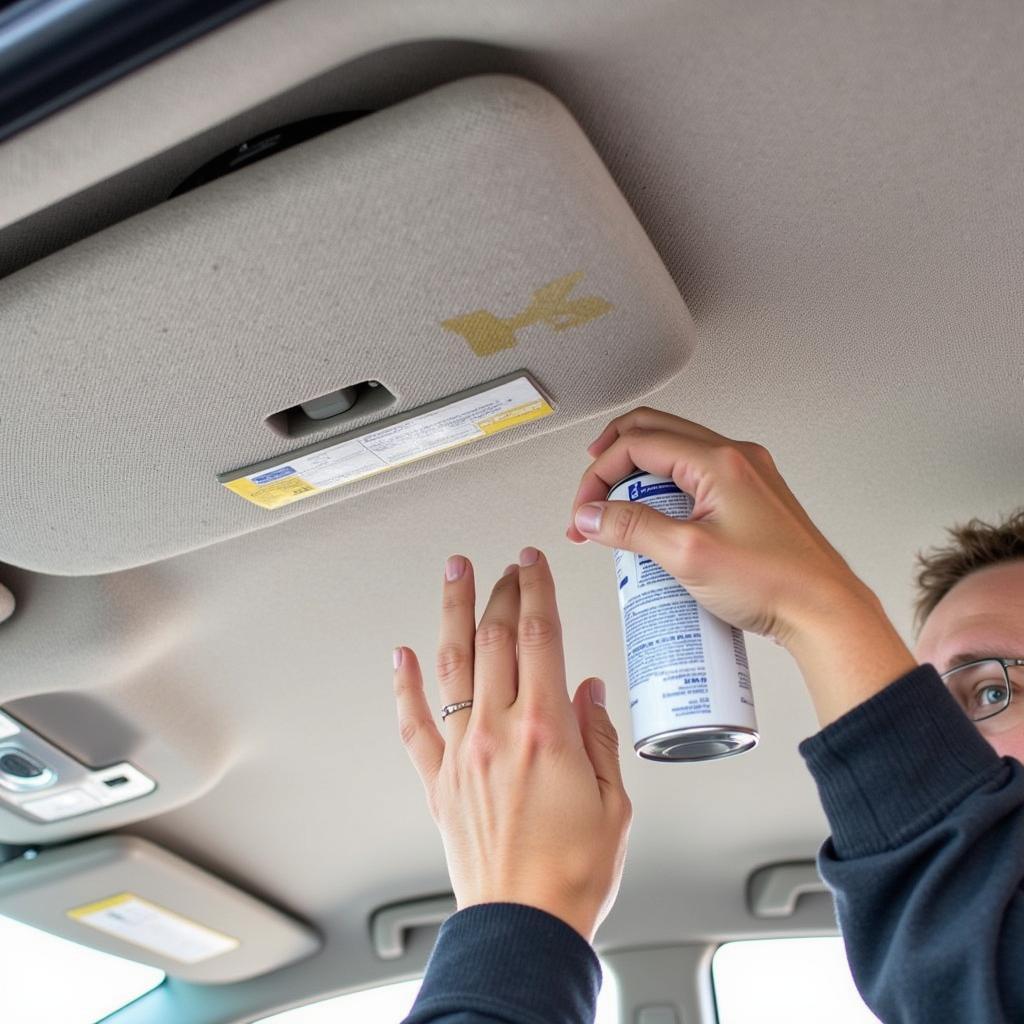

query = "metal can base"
636;725;759;762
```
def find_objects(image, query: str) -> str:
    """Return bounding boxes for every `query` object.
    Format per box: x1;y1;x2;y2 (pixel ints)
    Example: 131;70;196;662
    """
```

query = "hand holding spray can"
607;471;758;762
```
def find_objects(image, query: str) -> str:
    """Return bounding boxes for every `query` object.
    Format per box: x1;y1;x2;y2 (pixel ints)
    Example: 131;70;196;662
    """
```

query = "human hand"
393;547;632;942
566;408;916;725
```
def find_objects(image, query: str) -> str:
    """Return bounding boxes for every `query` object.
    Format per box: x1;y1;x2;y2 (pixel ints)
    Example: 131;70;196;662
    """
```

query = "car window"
0;911;165;1024
713;937;880;1023
254;961;621;1022
0;0;274;143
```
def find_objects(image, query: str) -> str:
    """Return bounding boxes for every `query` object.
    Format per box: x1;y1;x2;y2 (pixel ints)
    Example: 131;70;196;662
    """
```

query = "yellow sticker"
221;375;553;510
68;892;138;917
479;399;551;434
223;473;318;510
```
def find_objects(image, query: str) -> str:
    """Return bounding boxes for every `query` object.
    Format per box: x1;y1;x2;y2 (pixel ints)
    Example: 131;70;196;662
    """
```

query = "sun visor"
0;836;320;983
1;75;694;574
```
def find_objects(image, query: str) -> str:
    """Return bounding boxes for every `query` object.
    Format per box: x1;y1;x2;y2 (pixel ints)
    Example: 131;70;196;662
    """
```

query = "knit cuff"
406;903;601;1024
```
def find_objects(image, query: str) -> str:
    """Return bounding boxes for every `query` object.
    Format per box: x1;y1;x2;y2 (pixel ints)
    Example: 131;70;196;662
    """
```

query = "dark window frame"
0;0;275;144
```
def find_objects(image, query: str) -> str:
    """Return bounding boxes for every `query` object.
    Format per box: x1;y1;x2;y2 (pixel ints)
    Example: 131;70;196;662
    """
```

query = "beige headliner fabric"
1;2;1023;1009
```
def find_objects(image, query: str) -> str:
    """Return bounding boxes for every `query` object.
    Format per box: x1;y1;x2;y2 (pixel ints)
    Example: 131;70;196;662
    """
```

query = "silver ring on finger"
440;699;473;721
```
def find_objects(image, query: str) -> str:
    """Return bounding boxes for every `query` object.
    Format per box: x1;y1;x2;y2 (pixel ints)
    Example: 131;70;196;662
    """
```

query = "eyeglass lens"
944;660;1024;731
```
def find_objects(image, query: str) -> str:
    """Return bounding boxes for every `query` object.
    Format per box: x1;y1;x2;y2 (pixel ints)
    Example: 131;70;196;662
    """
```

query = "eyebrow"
942;647;1024;671
945;651;1017;671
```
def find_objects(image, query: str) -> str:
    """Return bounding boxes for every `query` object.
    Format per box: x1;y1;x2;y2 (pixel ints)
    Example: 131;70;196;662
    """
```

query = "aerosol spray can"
607;471;758;761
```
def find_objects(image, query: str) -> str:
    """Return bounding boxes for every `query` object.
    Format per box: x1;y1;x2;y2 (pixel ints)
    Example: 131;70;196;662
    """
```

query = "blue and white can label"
608;471;758;762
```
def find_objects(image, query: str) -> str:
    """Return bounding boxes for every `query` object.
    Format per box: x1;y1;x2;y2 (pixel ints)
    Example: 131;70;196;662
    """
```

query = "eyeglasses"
940;658;1024;731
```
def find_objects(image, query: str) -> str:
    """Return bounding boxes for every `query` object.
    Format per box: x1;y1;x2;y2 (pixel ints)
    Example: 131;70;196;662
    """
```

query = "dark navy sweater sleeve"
402;903;601;1024
800;664;1024;1024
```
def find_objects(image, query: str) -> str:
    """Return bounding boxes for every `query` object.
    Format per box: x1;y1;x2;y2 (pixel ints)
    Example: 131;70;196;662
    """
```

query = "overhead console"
0;709;154;825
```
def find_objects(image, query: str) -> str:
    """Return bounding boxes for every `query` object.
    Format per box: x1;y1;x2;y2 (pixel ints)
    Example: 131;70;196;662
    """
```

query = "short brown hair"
914;509;1024;630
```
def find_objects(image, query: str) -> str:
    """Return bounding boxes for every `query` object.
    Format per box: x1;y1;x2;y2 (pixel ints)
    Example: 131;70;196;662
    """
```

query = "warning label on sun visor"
68;893;239;963
221;375;554;509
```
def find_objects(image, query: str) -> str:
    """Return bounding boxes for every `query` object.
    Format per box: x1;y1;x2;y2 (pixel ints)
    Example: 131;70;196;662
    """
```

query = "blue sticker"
252;466;296;484
628;480;679;500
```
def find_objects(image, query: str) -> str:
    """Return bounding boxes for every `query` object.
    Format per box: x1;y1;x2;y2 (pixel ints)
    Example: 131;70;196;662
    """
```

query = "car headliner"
1;1;1022;1020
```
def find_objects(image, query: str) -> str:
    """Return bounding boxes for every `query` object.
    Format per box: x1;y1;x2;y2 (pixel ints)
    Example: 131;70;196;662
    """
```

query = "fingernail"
519;546;540;566
393;647;404;670
590;678;606;707
445;555;466;581
574;504;603;535
503;563;518;576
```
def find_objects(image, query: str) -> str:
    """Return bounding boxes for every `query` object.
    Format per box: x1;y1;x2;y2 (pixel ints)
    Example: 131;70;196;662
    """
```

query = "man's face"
915;560;1024;761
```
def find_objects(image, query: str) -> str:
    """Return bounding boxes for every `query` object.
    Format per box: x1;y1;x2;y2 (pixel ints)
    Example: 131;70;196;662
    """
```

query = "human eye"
970;680;1009;710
